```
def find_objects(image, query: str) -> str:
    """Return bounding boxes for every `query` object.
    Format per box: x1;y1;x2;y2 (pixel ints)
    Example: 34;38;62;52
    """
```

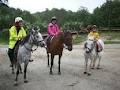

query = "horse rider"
88;25;104;52
46;16;61;45
8;17;27;67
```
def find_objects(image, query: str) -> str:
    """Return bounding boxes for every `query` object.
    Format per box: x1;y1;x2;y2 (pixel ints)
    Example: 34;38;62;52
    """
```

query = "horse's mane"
57;31;71;37
55;32;64;40
20;34;30;45
57;32;64;36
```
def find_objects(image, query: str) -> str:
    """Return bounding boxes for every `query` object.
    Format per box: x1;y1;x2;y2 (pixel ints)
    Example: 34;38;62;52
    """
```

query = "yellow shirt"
88;31;100;40
9;26;27;49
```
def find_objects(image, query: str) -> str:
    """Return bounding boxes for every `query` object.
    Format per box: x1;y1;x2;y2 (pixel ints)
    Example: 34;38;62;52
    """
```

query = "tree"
90;0;120;28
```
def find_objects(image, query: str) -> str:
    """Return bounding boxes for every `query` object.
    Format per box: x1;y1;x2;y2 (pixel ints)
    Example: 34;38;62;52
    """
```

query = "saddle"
14;40;34;62
14;40;21;60
46;36;54;45
96;43;103;52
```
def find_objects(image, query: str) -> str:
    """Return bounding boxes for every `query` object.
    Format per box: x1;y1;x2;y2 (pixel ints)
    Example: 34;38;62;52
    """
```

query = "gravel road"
0;44;120;90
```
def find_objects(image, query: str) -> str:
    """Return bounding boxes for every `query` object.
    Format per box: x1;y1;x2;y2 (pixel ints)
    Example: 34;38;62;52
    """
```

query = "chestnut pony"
46;31;73;75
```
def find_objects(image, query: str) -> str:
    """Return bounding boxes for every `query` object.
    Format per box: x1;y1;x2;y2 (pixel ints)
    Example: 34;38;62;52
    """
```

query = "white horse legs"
92;58;96;69
84;54;102;76
91;54;101;69
97;55;101;69
84;57;91;76
24;62;28;83
14;62;29;86
14;64;20;86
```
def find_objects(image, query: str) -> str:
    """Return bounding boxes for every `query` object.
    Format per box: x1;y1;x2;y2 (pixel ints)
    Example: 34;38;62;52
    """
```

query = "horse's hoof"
87;73;91;76
49;71;53;75
24;80;28;83
84;72;87;74
58;72;61;75
97;67;101;69
91;67;94;69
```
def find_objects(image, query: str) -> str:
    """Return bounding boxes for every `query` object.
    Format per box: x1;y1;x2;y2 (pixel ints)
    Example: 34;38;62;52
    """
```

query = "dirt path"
0;44;120;90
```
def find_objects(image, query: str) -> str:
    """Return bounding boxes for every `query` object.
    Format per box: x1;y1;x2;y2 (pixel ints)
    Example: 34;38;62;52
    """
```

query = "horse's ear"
29;28;35;35
28;28;32;34
37;28;40;32
33;26;40;33
67;30;71;32
63;30;70;33
67;30;72;35
64;30;69;32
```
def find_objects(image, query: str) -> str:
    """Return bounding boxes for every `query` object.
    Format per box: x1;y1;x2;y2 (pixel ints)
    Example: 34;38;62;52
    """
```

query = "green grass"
0;31;120;45
0;39;8;45
0;29;9;45
104;40;120;44
101;31;120;44
73;34;87;44
100;31;120;40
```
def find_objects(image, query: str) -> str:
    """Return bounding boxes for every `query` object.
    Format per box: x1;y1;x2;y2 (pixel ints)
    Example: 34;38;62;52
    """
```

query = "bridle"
63;32;72;46
85;40;95;53
24;34;44;52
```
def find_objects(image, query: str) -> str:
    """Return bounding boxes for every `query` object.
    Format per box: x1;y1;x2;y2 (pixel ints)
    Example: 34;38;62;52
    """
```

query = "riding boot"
14;40;21;54
45;35;52;48
14;40;21;61
8;49;14;67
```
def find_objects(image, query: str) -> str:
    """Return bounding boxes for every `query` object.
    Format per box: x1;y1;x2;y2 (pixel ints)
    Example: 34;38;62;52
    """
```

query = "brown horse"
46;31;73;75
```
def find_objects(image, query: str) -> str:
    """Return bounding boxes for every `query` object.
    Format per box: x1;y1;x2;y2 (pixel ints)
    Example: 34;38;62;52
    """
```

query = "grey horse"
14;27;45;85
84;37;102;76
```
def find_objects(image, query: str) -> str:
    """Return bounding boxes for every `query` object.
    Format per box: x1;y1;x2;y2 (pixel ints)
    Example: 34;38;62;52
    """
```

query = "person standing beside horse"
8;17;27;68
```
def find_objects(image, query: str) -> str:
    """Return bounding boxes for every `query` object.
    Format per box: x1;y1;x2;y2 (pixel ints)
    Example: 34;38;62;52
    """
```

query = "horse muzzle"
38;40;46;47
64;44;72;51
86;51;90;53
68;46;72;51
41;42;46;47
85;48;91;53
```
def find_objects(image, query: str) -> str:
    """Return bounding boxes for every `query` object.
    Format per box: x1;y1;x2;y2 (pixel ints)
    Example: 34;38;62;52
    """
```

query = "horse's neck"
24;43;33;49
54;34;64;44
91;47;95;53
24;36;34;49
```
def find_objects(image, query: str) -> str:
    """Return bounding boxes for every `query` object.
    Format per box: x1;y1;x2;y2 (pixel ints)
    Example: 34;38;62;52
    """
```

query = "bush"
0;29;9;44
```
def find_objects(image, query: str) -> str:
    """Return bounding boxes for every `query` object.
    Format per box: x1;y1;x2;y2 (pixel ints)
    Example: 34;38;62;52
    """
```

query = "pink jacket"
48;23;60;36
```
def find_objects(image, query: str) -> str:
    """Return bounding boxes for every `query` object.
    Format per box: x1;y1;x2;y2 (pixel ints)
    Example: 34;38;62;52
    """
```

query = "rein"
24;44;38;52
85;41;95;53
